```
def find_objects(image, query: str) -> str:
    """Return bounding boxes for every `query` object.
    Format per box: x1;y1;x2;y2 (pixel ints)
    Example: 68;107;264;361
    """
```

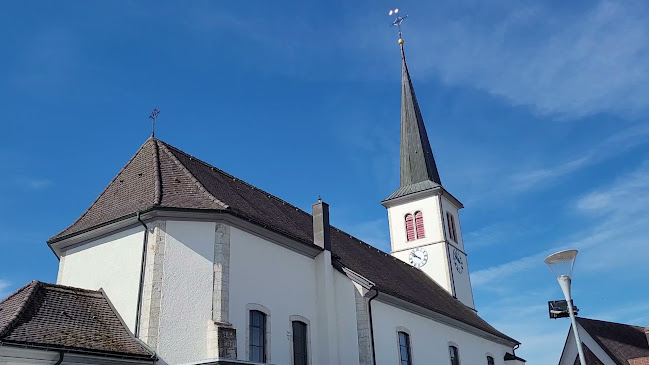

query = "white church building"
0;41;525;365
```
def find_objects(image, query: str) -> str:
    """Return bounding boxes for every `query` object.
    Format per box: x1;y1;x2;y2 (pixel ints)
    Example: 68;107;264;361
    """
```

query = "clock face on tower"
452;248;464;273
409;247;428;268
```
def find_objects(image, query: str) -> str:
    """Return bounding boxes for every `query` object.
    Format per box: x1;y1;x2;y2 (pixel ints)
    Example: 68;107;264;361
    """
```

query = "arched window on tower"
405;214;415;242
414;211;425;239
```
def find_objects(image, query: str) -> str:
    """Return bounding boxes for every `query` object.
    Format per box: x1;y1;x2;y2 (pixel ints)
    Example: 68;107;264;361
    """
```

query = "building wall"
440;195;474;308
228;226;321;364
57;226;144;331
371;300;512;365
156;220;216;365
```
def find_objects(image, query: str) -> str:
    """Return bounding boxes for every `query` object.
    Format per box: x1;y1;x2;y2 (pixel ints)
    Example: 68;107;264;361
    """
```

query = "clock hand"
413;253;421;259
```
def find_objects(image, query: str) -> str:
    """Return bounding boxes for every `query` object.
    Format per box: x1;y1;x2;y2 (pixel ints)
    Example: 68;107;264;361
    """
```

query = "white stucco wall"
229;226;321;365
392;241;452;295
371;300;512;365
157;220;216;365
334;270;361;364
58;226;144;331
387;195;445;254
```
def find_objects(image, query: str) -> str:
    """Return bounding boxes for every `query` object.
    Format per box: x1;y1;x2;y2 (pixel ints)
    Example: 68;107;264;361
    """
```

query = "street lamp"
545;249;586;365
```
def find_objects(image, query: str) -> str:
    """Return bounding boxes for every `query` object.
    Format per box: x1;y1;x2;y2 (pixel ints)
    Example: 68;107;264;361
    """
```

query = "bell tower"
381;35;475;309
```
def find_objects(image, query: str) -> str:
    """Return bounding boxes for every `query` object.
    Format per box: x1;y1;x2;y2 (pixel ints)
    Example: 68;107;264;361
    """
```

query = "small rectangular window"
398;332;412;365
449;345;460;365
249;310;266;362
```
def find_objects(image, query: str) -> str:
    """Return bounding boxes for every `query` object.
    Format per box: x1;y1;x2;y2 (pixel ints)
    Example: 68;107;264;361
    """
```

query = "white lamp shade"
544;249;578;279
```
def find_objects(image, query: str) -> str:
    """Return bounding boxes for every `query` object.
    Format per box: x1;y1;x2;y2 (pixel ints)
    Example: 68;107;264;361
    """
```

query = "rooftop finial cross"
149;108;160;137
389;8;408;44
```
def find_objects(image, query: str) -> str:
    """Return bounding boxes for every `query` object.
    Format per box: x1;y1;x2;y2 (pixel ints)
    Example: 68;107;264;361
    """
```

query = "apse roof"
48;137;517;344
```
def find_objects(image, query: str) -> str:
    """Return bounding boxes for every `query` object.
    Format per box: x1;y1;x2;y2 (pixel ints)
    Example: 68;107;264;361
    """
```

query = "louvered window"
446;212;457;242
398;332;412;365
405;214;415;241
414;211;425;239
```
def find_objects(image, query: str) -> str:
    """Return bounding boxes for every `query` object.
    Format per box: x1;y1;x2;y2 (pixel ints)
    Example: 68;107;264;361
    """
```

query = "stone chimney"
312;197;331;251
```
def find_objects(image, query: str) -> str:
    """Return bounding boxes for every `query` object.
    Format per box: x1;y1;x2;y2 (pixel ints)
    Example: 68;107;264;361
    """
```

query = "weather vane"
149;108;160;137
389;8;408;45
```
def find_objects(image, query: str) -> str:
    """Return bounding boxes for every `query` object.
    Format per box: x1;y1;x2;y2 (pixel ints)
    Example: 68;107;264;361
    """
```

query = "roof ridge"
577;317;645;330
0;281;41;338
152;138;162;205
41;283;103;296
51;138;157;239
158;139;310;215
156;141;228;209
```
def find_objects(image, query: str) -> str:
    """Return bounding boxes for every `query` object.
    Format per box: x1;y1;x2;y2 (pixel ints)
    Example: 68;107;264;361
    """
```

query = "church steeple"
399;44;442;187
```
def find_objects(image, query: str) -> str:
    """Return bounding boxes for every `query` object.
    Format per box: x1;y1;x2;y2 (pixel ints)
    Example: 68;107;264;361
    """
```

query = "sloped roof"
0;281;153;359
577;317;649;365
48;137;517;344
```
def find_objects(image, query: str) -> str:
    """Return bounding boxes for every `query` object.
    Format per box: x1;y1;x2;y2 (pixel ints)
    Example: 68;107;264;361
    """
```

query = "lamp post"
545;249;586;365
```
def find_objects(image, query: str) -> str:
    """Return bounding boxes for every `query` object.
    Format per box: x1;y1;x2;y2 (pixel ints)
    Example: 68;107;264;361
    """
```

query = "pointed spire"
399;43;442;187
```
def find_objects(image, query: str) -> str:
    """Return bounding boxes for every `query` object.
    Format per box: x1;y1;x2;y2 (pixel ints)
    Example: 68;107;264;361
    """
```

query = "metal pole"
558;275;586;365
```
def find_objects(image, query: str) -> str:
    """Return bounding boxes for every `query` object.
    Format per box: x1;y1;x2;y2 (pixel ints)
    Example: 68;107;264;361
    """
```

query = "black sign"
548;300;578;319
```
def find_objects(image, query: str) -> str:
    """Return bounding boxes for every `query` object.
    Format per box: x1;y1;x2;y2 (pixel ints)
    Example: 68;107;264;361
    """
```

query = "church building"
0;38;524;365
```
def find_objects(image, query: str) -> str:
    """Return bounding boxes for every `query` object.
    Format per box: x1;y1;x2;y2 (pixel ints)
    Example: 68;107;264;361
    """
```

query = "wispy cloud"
472;159;649;287
401;0;649;119
506;123;649;192
14;177;52;191
0;280;11;300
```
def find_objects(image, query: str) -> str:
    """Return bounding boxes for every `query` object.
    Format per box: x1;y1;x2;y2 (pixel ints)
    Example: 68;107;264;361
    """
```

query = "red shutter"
405;214;415;241
415;211;425;239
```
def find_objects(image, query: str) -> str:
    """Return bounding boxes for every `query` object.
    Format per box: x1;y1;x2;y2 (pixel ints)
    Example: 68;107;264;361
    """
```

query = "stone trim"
138;220;166;349
213;223;231;324
354;285;373;365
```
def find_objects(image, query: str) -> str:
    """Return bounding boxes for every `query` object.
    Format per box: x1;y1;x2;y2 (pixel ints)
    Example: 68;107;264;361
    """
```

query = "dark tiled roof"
384;179;441;201
0;281;153;359
49;138;517;344
577;317;649;365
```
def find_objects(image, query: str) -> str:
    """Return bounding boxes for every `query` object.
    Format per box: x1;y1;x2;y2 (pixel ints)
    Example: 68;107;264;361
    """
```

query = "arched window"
249;310;267;362
487;355;495;365
414;211;425;239
405;214;415;242
398;331;412;365
449;345;460;365
446;212;458;242
292;321;308;365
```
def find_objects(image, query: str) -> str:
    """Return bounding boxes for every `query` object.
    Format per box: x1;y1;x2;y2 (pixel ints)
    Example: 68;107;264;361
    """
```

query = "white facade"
385;191;475;309
53;213;518;365
57;226;145;331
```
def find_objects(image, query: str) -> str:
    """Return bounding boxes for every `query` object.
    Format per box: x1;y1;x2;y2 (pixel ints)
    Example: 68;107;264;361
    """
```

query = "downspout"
367;287;379;365
53;351;64;365
134;212;149;338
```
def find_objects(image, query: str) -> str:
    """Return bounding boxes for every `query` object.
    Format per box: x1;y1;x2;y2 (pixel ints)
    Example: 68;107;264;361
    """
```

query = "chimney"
645;326;649;347
312;197;331;251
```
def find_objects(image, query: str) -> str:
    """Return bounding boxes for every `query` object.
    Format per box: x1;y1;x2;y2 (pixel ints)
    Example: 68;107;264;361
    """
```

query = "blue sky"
1;1;649;363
